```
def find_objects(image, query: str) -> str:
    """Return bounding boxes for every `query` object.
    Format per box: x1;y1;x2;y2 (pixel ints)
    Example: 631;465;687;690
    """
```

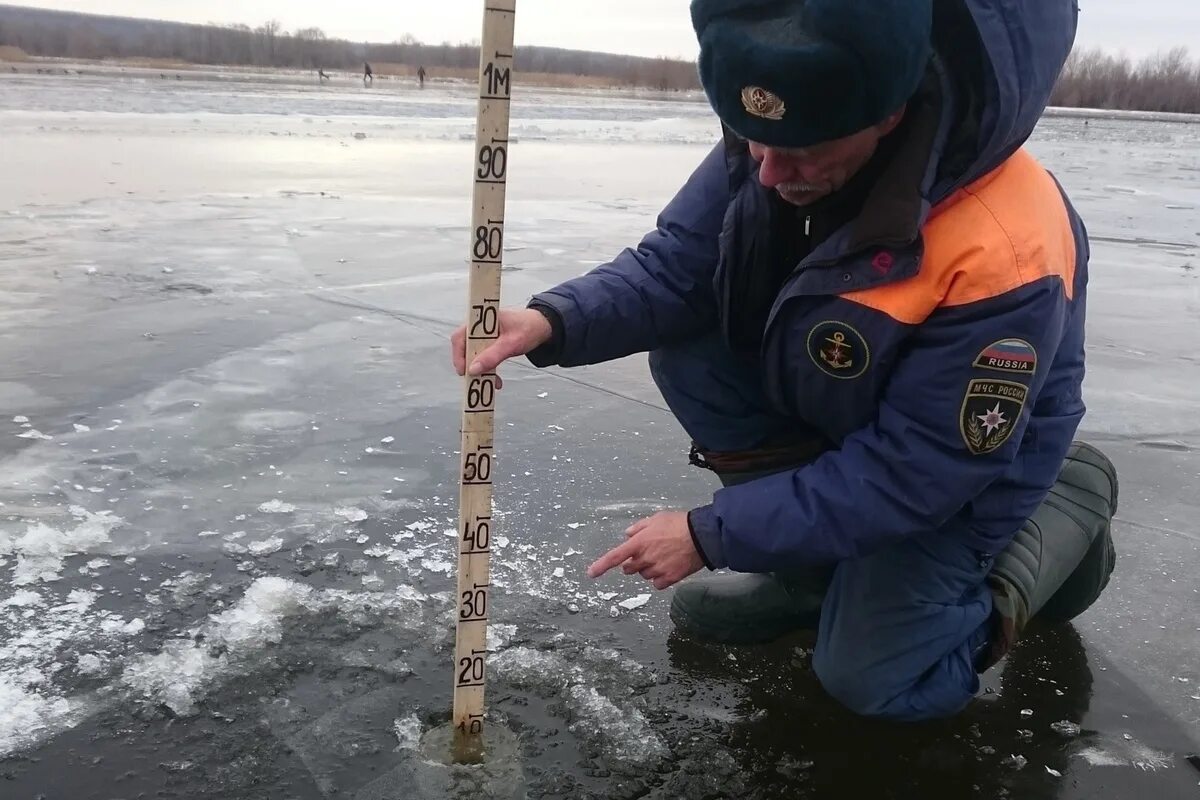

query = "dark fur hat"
691;0;932;146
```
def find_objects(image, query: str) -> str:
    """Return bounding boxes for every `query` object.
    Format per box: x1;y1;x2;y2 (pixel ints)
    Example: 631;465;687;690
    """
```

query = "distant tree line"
0;5;702;90
3;5;1200;110
1051;46;1200;114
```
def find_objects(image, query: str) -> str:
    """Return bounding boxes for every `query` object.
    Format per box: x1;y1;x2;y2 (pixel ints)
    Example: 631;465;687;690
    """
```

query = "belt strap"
688;437;830;475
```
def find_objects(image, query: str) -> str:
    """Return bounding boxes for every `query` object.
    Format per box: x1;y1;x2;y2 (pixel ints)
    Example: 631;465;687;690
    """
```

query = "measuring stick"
453;0;516;751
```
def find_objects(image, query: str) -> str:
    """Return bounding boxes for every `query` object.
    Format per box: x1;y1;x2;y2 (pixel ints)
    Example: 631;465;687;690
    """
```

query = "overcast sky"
17;0;1200;61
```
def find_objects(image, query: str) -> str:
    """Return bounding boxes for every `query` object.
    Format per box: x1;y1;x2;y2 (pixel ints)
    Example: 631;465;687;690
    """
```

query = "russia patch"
974;339;1037;374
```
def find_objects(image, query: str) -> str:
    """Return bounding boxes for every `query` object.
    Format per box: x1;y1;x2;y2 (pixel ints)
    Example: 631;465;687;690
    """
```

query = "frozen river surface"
2;65;1200;798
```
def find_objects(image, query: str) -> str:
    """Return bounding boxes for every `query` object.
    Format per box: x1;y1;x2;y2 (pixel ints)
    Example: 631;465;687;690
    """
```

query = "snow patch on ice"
3;589;44;607
0;678;90;758
0;507;123;585
123;577;315;715
0;578;141;756
122;576;435;718
491;645;665;766
1078;748;1126;767
566;685;668;764
1076;735;1172;771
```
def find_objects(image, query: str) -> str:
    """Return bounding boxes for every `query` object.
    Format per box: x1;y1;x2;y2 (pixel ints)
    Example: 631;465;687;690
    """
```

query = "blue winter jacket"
528;0;1089;571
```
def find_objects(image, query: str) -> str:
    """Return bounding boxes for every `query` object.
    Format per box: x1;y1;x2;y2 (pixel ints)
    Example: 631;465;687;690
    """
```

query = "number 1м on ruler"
454;0;515;744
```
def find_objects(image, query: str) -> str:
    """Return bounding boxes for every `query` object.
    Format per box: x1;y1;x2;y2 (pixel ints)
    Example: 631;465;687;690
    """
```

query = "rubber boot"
670;464;832;644
985;441;1118;666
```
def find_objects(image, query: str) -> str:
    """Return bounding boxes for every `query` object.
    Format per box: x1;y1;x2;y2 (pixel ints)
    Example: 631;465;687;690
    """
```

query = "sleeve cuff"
688;505;726;570
525;301;565;368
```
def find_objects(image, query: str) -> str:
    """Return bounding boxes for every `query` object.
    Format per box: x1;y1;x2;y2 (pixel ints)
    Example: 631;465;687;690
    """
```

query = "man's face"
747;108;905;207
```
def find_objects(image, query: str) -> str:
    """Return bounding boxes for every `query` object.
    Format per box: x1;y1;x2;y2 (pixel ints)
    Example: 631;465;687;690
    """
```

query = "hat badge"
741;86;786;120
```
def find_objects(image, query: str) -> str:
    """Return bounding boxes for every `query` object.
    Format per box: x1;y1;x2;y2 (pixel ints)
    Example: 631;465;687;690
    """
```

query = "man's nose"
756;147;795;189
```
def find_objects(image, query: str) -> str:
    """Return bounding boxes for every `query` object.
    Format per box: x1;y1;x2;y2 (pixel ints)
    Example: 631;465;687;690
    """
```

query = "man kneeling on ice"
450;0;1117;721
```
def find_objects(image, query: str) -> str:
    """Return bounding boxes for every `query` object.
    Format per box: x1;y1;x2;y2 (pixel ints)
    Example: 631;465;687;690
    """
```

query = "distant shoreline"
5;56;1200;126
0;55;706;96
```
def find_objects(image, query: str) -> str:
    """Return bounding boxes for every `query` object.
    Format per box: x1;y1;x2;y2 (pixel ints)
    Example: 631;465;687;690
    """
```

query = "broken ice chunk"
552;567;565;578
617;594;651;611
73;423;91;433
16;429;53;440
1045;766;1062;778
420;558;453;574
393;715;422;750
257;500;296;514
77;653;107;675
1001;754;1027;770
1050;720;1080;737
334;506;368;523
12;415;29;423
248;537;284;556
487;624;518;651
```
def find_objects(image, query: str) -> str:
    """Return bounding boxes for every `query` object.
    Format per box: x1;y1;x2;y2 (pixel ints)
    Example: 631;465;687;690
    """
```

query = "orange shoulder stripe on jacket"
844;149;1077;325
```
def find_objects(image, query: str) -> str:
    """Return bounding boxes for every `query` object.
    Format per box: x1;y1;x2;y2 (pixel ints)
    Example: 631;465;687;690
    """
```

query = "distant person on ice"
417;65;427;88
451;0;1117;721
363;61;373;86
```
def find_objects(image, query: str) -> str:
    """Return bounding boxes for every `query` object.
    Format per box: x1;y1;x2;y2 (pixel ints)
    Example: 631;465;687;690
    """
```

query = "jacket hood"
936;0;1079;193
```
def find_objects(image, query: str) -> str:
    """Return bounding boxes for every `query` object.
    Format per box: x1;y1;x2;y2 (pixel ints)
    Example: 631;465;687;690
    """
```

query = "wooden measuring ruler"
453;0;516;751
